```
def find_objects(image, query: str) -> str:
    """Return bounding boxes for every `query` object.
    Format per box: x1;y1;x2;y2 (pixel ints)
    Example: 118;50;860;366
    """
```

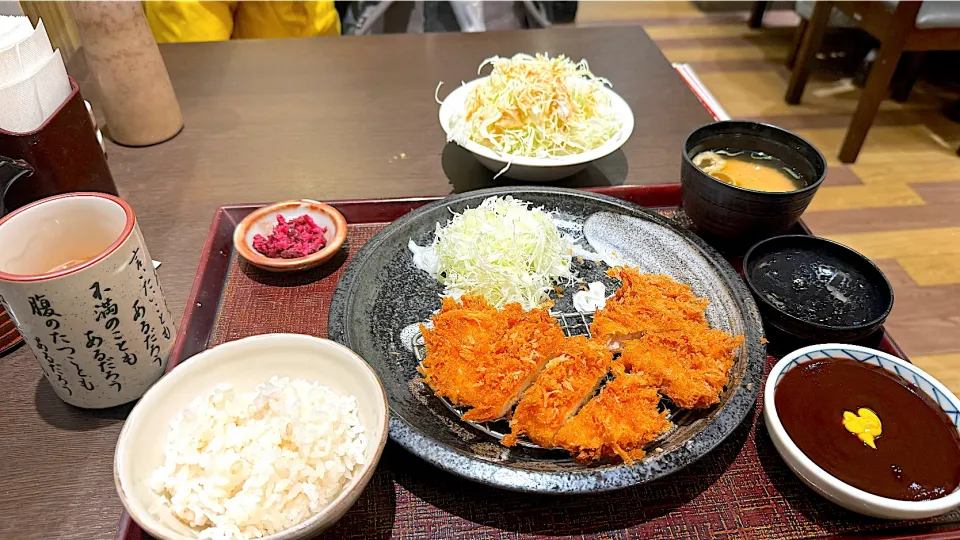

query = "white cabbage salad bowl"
438;56;635;183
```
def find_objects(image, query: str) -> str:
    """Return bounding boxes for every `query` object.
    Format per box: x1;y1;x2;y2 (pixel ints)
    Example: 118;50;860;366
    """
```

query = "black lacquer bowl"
681;121;827;244
743;235;894;344
329;186;765;493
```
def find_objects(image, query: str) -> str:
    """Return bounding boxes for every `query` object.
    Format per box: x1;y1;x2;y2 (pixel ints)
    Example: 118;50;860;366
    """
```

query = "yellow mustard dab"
842;408;882;449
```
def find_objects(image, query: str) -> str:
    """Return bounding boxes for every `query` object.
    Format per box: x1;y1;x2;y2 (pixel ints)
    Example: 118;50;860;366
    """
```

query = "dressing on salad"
440;53;622;160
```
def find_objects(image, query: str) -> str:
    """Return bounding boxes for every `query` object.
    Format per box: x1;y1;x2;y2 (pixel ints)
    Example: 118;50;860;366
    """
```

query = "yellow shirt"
145;1;340;43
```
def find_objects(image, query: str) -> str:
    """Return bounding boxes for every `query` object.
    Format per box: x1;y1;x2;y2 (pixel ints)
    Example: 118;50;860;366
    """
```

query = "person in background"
145;1;340;43
339;1;575;35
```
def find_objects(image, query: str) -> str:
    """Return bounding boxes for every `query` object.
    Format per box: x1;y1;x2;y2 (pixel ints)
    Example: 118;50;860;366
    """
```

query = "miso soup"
692;148;804;193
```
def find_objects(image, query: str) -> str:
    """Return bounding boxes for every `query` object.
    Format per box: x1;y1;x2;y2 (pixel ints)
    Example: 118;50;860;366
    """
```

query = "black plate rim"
329;186;766;493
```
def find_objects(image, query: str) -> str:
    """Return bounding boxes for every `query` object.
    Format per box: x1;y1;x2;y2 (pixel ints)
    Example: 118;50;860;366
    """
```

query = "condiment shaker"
71;1;183;146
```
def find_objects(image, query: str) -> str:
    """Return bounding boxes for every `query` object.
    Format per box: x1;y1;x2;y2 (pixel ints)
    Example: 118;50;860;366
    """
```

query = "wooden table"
0;26;711;539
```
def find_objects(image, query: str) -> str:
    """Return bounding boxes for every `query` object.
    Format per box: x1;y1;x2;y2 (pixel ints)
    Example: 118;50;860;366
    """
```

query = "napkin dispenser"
0;76;117;216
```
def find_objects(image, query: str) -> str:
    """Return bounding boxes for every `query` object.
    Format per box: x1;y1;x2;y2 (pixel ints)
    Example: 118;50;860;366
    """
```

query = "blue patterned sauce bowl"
764;344;960;519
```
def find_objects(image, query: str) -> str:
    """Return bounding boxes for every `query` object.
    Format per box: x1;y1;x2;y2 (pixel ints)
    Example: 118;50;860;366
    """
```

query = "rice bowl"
114;334;389;540
150;377;368;539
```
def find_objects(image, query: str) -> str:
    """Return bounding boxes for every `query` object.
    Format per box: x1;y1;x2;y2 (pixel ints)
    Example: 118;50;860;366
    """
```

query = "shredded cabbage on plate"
409;196;574;309
439;53;623;160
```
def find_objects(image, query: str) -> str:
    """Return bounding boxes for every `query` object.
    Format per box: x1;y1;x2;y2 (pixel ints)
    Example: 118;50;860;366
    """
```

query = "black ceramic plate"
329;186;765;493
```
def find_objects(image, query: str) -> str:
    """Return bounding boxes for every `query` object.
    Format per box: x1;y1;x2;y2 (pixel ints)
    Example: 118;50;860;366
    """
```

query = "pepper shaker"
71;1;183;146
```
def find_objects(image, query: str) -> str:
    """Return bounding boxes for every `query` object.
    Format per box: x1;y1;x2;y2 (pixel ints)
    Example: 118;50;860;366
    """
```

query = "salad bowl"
438;77;635;182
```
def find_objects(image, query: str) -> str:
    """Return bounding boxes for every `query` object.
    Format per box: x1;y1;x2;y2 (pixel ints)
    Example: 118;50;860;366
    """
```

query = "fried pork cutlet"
502;336;613;448
419;295;565;423
590;267;710;350
554;366;672;464
619;329;744;409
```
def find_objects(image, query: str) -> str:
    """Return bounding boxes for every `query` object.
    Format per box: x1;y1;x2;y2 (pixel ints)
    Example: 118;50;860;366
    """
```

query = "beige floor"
578;1;960;392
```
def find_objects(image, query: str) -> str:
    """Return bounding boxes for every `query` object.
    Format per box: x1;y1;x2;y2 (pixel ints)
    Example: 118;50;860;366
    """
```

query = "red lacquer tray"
117;185;960;540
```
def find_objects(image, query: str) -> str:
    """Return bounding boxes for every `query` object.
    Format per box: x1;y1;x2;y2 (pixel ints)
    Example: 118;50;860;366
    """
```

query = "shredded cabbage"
443;53;622;159
409;196;573;309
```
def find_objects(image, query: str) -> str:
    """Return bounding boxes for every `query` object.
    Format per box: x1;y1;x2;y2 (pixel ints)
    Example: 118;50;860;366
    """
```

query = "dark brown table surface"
0;26;711;540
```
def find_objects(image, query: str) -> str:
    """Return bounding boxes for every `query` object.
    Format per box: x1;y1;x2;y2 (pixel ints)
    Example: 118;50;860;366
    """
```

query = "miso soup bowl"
765;344;960;520
681;121;827;244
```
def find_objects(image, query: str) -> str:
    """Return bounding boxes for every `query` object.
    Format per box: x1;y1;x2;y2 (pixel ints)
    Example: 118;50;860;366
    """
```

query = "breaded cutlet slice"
619;328;744;409
418;295;513;412
419;295;565;423
502;336;613;448
554;366;672;464
590;267;710;350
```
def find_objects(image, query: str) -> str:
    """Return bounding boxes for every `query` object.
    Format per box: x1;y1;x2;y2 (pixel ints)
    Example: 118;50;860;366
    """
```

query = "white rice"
149;377;368;540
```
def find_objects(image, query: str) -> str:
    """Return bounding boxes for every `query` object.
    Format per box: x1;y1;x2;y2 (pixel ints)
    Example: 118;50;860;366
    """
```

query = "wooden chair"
751;0;858;67
749;1;769;29
785;1;960;162
785;1;859;68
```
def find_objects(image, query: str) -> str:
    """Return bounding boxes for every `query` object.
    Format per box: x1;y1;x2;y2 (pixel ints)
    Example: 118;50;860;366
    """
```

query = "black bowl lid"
743;235;894;332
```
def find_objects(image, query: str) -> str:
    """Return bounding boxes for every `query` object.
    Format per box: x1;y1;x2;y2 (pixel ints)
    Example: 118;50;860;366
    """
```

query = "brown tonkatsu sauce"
775;358;960;501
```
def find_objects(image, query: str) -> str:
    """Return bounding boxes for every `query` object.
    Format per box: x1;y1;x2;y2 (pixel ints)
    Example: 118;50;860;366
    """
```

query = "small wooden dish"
234;199;347;273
